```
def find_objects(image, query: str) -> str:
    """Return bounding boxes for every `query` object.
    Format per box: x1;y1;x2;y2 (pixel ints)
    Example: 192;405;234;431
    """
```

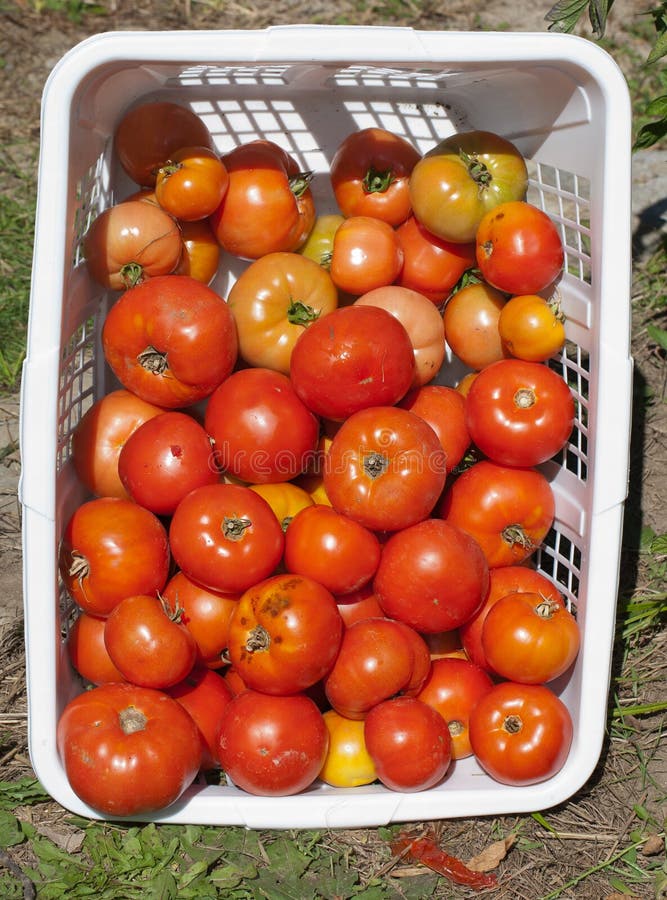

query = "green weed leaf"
0;778;50;810
647;323;667;351
0;811;25;849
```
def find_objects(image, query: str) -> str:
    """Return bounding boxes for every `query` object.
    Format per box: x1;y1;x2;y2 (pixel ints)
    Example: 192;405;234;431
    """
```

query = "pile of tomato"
56;100;580;818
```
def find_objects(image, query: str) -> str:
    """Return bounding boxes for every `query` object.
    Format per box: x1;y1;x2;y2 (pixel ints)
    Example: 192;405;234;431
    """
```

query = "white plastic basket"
20;25;633;828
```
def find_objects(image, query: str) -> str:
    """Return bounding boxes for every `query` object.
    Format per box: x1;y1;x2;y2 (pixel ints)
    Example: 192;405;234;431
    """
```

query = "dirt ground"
0;1;666;897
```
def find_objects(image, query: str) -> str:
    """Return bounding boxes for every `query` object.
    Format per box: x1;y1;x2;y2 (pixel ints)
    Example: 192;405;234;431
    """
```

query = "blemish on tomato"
170;445;183;458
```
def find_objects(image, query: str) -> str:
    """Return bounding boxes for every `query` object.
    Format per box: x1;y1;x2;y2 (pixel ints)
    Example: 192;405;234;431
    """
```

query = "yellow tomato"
319;709;377;788
498;293;566;362
299;213;346;269
248;482;314;531
294;435;333;506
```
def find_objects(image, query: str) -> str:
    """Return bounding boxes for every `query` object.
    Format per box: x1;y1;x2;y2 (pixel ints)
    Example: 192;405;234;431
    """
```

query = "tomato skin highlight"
56;683;202;816
469;681;573;786
217;690;329;796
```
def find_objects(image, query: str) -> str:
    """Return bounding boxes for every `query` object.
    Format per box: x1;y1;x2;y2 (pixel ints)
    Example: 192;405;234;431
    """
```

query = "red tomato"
416;657;494;759
56;683;202;816
330;127;421;226
167;666;234;770
102;275;238;408
364;697;452;791
59;497;170;617
204;367;319;484
394;621;433;698
395;215;477;304
104;593;198;689
354;285;446;387
175;219;221;284
71;389;165;500
476;201;564;294
155;145;229;221
439;460;555;568
374;518;489;633
114;100;216;187
323;617;416;719
66;612;127;686
83;201;183;290
161;571;240;669
284;505;381;595
226;573;343;695
465;358;575;467
289;305;416;421
118;411;219;516
409;130;528;243
227;251;339;375
398;384;471;474
217;690;328;796
498;293;567;362
210;140;315;259
329;216;404;295
460;565;565;672
443;281;510;371
324;405;447;531
169;483;285;594
482;591;580;684
335;583;385;627
469;681;573;785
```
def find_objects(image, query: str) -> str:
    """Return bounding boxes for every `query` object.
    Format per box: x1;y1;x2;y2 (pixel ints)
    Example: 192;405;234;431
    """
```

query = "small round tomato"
329;216;403;295
104;593;198;689
217;690;328;796
298;213;345;268
71;389;165;500
83;200;183;290
59;497;170;617
469;681;573;785
330;127;421;227
175;219;221;284
226;573;343;695
354;285;446;387
439;460;556;568
284;505;381;595
398;384;470;473
118;411;219;516
443;281;510;371
498;293;567;362
66;612;127;686
395;215;477;304
364;697;452;791
374;518;489;633
289;305;415;421
169;483;285;594
161;571;240;669
409;130;528;243
155;145;229;221
459;565;565;672
204;367;319;484
114;100;216;187
324;405;447;532
102;275;238;409
465;358;575;467
319;709;377;788
323;617;416;719
416;657;494;759
476;201;564;295
167;667;234;770
248;482;314;531
227;251;338;374
56;683;202;816
482;591;580;684
211;140;315;259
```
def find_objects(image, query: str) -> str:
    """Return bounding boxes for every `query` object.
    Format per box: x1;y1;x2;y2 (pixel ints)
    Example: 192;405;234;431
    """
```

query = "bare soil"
0;1;665;898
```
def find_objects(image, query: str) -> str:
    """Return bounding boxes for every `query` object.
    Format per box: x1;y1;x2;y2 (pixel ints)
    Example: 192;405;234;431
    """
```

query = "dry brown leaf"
34;824;85;854
465;834;516;872
641;833;665;856
604;894;641;900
